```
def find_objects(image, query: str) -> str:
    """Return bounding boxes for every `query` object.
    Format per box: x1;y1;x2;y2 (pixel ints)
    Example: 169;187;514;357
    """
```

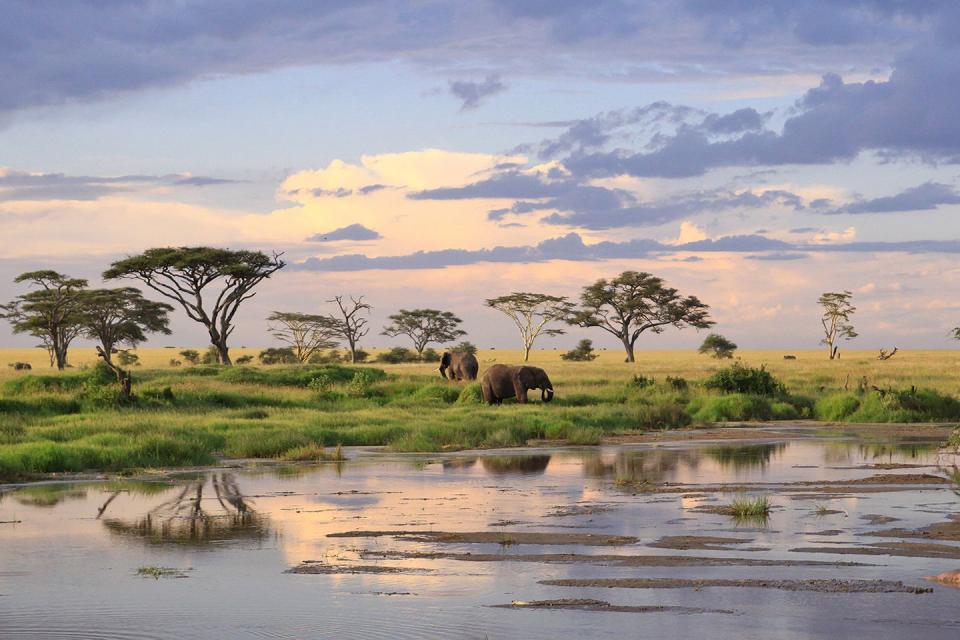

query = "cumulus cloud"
305;223;382;242
448;75;507;110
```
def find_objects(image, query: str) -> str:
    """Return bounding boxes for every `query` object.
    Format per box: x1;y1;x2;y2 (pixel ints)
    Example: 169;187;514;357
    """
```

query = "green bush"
688;394;773;422
258;347;298;365
456;383;483;404
814;393;861;421
561;339;598;361
703;363;785;396
412;383;461;403
666;376;688;391
375;347;420;363
629;374;655;389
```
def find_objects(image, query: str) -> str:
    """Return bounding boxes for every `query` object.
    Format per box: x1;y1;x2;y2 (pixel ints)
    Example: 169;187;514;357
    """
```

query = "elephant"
439;351;479;381
481;364;554;404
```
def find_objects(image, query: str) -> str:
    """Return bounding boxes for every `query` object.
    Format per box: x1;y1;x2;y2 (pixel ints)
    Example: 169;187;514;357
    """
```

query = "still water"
1;435;959;639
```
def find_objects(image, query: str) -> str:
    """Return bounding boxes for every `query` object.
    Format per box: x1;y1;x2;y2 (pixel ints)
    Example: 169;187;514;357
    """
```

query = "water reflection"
13;484;88;508
703;443;787;472
582;449;700;484
480;455;551;475
99;473;271;545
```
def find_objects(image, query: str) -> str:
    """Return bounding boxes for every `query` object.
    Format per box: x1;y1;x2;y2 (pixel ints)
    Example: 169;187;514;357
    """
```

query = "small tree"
1;271;88;370
819;291;857;360
561;339;598;361
104;247;285;365
570;271;713;362
267;312;340;364
698;333;737;359
258;347;298;365
327;295;372;364
200;346;220;365
451;341;478;355
116;350;140;367
381;309;466;356
80;287;172;365
179;349;200;365
485;292;575;362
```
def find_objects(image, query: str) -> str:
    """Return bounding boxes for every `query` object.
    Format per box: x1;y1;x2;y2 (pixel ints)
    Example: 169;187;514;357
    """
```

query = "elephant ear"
440;352;451;367
516;367;534;389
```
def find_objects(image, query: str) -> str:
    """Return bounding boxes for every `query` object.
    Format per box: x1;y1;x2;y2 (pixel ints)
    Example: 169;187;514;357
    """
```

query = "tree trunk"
216;341;232;366
523;344;531;362
55;344;68;370
348;338;357;363
622;337;635;363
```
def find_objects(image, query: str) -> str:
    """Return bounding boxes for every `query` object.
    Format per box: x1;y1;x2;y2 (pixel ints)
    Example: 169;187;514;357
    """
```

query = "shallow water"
2;432;959;639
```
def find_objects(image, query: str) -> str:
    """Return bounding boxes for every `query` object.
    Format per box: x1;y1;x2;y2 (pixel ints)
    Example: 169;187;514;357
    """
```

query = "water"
2;433;959;639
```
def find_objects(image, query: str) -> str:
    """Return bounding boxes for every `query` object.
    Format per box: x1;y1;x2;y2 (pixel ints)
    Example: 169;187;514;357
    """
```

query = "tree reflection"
99;473;271;545
480;455;551;475
581;449;700;484
703;444;786;472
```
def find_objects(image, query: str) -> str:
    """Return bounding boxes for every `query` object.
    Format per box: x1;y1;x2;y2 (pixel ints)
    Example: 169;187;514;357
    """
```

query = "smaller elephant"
439;351;479;381
481;364;554;404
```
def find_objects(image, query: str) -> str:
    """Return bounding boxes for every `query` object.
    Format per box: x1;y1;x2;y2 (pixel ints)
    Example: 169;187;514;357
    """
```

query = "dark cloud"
3;2;952;116
745;252;808;261
305;223;382;242
413;169;808;229
830;182;960;214
448;75;507;110
0;169;236;201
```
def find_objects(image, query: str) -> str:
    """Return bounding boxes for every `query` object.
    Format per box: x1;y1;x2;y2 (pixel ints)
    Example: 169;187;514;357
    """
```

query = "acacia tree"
569;271;713;363
485;292;575;362
1;271;88;369
103;247;285;365
819;291;857;360
81;287;173;396
698;333;737;359
267;312;340;363
381;308;466;356
327;295;371;363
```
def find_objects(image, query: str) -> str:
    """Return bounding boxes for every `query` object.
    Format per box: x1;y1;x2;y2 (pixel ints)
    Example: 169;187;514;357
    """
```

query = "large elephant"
439;351;479;381
481;364;554;404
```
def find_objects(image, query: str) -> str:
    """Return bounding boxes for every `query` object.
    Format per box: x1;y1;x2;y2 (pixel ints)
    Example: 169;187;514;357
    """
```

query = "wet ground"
2;427;959;638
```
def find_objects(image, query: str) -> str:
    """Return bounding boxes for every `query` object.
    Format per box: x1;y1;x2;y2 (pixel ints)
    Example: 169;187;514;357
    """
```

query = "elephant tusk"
542;388;554;402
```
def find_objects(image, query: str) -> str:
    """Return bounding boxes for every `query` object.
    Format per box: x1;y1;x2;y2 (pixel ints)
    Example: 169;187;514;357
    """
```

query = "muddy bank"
866;514;960;541
540;578;932;594
327;530;639;546
791;541;960;559
359;549;869;567
599;422;954;445
647;535;755;551
492;599;734;615
286;562;426;575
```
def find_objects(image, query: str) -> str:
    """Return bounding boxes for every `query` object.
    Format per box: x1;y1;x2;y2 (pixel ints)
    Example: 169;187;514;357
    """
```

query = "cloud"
831;182;960;214
0;168;237;201
448;74;507;110
305;223;382;242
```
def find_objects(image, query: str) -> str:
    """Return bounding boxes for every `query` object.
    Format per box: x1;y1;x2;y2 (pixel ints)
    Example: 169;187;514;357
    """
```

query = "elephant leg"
482;381;494;405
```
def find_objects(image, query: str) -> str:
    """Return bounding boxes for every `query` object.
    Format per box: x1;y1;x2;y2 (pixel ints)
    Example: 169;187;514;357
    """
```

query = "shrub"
412;383;461;403
307;372;337;393
235;355;254;365
168;359;182;367
629;374;655;389
200;346;220;365
666;376;688;391
456;383;483;404
561;339;598;361
688;394;774;422
308;350;344;364
451;341;478;355
179;349;200;365
258;347;298;365
347;369;380;397
375;347;420;364
421;348;440;362
116;350;140;367
352;349;369;363
703;363;784;396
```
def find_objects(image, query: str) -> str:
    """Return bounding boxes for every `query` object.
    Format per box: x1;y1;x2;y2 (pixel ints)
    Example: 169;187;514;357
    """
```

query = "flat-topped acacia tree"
485;292;575;362
104;247;285;365
381;308;466;357
570;271;713;363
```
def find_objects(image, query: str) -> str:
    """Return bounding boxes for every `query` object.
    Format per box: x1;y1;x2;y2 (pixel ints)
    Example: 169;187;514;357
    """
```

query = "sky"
4;0;960;352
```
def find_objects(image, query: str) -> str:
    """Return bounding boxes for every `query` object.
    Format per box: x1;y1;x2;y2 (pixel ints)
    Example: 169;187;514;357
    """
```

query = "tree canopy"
104;247;284;365
818;291;857;360
80;287;173;363
1;271;89;369
485;292;574;361
381;308;466;355
267;311;340;363
698;333;737;359
569;271;713;362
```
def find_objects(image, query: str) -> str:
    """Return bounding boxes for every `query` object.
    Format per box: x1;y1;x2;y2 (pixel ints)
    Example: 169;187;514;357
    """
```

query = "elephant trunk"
542;387;554;402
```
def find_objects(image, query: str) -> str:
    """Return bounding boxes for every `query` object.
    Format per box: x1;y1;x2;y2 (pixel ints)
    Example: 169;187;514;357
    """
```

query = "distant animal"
8;362;31;370
783;355;797;360
481;364;554;405
439;351;479;381
925;570;960;588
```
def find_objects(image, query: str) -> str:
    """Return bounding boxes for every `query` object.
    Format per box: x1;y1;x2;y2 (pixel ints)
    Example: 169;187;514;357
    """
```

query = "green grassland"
2;347;960;481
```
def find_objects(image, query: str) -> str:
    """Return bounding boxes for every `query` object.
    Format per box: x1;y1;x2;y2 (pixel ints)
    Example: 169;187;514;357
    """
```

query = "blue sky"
4;1;960;351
